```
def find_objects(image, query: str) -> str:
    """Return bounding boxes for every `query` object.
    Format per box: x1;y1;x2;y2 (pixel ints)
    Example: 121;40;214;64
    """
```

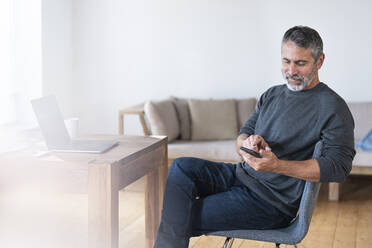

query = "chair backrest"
283;141;322;243
292;180;321;241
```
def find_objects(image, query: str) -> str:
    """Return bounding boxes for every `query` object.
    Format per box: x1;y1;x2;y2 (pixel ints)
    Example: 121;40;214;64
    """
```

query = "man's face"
281;41;323;91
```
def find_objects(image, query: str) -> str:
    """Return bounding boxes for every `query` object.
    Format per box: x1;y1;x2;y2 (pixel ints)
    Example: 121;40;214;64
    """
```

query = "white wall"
0;0;16;124
45;0;372;136
42;0;73;119
12;0;43;126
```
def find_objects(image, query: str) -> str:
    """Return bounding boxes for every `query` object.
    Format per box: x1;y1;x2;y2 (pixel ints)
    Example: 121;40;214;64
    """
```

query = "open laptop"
31;95;118;153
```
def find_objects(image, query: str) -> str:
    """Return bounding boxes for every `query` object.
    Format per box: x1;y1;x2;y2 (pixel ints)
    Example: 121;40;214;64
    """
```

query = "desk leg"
89;164;119;248
145;149;168;248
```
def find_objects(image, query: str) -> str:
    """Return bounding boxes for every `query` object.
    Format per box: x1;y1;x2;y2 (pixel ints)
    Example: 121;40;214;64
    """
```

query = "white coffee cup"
64;118;79;139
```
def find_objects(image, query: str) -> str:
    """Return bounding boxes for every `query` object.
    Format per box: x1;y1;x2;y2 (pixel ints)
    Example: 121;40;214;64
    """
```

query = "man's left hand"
241;146;281;172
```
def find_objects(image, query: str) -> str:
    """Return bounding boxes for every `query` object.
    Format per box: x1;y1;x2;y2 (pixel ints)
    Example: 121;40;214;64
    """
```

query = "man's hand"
236;134;320;181
242;134;269;152
241;146;280;172
240;141;321;181
236;134;269;157
238;134;280;172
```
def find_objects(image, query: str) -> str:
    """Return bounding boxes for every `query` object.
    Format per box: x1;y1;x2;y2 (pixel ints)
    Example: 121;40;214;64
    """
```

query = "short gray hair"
282;26;323;62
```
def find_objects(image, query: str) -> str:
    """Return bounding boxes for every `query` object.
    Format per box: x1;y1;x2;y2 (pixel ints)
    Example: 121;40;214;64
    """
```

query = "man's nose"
287;64;297;75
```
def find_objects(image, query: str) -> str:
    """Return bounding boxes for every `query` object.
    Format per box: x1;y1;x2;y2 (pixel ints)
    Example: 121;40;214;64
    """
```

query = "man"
154;26;355;248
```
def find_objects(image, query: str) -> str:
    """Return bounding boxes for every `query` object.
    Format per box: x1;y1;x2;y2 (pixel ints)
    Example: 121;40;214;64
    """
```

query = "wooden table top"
1;128;167;165
0;129;167;192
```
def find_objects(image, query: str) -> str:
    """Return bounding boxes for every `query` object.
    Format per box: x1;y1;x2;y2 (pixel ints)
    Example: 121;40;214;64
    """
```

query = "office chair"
207;141;323;248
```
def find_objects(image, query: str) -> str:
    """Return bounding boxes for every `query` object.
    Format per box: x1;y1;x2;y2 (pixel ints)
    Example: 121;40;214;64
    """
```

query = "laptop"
31;95;119;153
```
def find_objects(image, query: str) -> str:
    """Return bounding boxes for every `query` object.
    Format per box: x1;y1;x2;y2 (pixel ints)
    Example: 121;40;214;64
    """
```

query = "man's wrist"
275;159;285;173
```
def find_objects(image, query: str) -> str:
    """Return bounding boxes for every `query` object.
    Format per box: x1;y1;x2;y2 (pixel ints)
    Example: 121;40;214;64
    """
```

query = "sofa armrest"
118;103;150;135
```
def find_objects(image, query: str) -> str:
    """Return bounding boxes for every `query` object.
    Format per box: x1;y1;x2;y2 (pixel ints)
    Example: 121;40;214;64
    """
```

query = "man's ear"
316;53;325;70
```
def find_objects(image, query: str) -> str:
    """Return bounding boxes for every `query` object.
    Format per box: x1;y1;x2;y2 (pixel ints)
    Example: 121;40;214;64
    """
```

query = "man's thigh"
169;157;237;197
191;183;291;235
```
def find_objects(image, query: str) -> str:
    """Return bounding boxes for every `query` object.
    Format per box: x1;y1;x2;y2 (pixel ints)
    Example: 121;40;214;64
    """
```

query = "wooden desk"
0;135;168;248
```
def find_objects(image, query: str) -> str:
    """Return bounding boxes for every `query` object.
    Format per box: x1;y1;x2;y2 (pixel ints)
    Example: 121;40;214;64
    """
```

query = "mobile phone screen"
240;147;263;158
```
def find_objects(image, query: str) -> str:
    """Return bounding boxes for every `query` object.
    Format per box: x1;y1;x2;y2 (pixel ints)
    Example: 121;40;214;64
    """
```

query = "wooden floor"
0;175;371;247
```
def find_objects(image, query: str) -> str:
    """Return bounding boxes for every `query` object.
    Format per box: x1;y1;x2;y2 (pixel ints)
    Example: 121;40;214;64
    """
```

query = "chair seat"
207;218;300;245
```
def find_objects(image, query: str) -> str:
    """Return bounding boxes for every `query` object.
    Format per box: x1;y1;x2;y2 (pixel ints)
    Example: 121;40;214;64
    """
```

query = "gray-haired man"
154;26;355;248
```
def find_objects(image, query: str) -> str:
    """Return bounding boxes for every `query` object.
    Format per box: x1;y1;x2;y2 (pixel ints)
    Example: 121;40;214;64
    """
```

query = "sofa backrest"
347;102;372;141
143;97;257;141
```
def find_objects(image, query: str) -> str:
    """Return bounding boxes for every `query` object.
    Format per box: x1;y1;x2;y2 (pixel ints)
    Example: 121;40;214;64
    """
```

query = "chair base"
222;238;298;248
222;237;234;248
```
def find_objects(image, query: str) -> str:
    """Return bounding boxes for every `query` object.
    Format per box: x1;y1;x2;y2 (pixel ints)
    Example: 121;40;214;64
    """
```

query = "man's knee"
165;157;199;193
170;157;193;173
169;157;204;179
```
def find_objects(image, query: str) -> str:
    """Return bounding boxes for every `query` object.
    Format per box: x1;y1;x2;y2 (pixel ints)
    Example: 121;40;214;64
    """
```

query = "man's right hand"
243;134;269;152
236;133;269;156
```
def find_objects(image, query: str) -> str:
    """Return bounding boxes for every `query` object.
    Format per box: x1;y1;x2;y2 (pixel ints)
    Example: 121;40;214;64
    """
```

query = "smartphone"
240;146;263;158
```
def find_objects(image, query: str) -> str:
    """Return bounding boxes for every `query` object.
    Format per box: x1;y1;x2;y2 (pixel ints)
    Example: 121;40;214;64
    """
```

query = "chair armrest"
118;103;150;135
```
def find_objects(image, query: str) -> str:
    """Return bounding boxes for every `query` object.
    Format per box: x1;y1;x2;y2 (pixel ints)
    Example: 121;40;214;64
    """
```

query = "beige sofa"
119;99;372;201
119;97;257;162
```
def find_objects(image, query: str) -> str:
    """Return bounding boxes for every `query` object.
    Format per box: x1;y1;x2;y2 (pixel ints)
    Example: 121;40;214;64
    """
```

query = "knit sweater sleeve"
316;101;356;182
239;108;258;136
239;91;267;136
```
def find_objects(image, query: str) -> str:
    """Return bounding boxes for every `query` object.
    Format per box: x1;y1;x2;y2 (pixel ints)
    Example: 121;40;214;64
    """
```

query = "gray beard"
283;67;317;92
286;80;311;91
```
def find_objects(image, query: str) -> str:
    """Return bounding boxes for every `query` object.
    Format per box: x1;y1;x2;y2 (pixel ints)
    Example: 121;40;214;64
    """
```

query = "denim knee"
171;157;188;168
169;157;194;175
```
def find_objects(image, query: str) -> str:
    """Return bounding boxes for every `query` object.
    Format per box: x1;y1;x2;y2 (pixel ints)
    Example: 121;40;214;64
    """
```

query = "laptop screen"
31;95;71;148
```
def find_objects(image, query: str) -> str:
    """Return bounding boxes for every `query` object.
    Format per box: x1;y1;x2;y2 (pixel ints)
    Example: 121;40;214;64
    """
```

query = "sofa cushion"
188;99;238;140
353;149;372;167
347;102;372;141
237;98;257;128
170;96;191;140
168;140;242;162
144;99;180;142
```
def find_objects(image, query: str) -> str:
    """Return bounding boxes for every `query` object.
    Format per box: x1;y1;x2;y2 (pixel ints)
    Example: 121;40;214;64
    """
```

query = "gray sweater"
236;82;355;217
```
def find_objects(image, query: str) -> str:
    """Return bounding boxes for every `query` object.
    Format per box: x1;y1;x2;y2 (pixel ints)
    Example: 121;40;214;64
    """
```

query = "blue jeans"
154;157;293;248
